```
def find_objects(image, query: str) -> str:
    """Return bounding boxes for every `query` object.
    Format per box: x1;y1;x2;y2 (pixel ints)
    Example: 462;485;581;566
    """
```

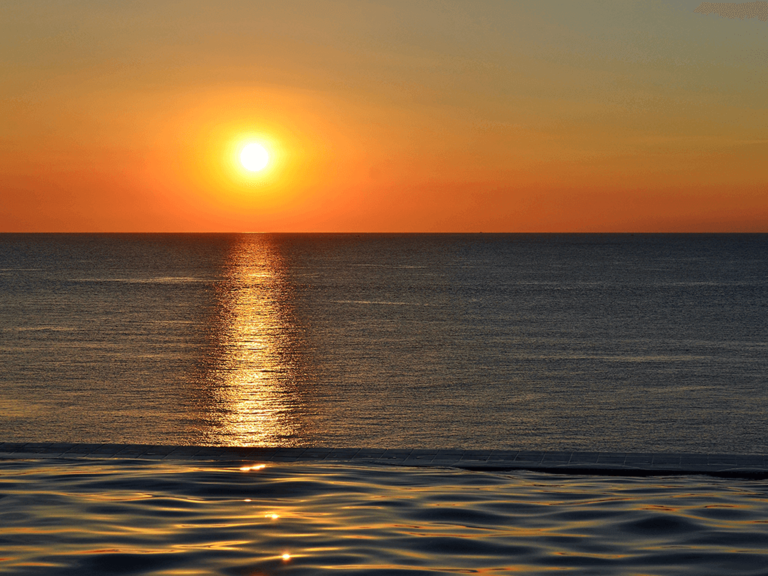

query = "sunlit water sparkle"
1;234;767;452
2;234;768;573
1;458;767;575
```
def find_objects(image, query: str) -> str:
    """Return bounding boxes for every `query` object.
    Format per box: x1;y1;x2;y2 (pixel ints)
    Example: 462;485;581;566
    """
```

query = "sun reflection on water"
192;235;313;446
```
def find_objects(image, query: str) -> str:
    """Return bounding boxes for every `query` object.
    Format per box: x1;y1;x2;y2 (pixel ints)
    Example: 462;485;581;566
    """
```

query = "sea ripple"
1;458;768;574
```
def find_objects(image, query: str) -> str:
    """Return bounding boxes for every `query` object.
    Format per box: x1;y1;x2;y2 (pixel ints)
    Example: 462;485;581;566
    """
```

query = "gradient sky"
1;0;766;232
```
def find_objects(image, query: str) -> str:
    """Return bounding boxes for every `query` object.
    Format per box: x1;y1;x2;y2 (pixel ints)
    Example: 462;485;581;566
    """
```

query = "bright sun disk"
240;143;270;172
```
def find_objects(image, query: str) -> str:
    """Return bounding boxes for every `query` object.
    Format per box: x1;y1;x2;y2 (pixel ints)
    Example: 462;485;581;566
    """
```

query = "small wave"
332;300;427;306
1;460;768;574
351;264;428;269
70;277;212;284
4;326;76;332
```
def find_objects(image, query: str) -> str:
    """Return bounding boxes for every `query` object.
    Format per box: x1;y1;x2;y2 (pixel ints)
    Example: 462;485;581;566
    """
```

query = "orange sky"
1;0;766;232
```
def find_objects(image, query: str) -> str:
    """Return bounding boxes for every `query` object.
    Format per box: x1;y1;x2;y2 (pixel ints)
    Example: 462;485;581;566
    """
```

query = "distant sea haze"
1;233;767;453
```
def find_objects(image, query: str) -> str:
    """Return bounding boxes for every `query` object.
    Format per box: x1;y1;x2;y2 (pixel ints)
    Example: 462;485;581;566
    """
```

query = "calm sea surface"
1;233;767;452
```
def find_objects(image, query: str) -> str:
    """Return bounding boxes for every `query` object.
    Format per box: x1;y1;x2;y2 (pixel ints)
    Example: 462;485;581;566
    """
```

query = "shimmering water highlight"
2;458;768;575
2;234;767;452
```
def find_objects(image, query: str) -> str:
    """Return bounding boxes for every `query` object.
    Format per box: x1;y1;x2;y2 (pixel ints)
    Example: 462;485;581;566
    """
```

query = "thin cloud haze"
694;1;768;21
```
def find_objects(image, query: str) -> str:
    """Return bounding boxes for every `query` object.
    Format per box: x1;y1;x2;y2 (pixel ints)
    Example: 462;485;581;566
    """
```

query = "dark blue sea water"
1;234;767;452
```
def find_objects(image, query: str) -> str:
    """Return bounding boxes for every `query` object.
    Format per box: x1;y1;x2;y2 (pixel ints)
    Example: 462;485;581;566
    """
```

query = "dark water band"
2;442;768;479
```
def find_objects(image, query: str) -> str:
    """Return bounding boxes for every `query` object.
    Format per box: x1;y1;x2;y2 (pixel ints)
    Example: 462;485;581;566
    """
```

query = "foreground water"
1;234;767;452
1;457;767;575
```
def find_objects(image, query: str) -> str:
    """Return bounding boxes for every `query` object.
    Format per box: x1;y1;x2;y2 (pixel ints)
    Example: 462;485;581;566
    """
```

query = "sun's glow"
240;142;270;172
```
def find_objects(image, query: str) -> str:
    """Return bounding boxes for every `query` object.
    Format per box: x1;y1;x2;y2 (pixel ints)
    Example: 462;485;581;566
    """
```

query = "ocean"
2;457;767;575
2;233;768;574
1;233;767;452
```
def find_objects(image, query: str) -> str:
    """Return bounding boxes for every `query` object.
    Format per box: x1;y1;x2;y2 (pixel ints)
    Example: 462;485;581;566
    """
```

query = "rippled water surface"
1;458;768;575
1;234;767;452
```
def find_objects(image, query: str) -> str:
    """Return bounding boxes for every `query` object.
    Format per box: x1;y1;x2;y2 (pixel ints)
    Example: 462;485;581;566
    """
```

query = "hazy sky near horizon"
1;0;766;232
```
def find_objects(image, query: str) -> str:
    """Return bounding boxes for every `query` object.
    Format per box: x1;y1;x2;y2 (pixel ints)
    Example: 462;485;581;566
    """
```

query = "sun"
240;142;270;172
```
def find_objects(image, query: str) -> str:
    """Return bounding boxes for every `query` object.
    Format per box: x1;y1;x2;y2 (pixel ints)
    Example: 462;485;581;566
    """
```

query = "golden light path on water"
193;236;309;446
